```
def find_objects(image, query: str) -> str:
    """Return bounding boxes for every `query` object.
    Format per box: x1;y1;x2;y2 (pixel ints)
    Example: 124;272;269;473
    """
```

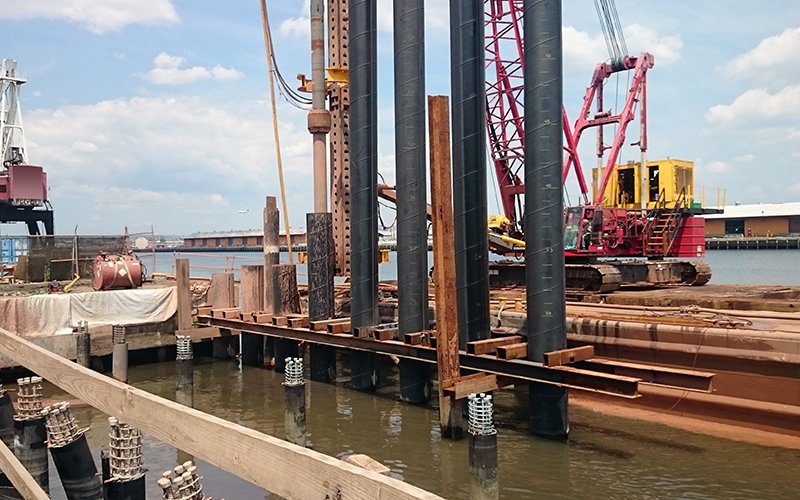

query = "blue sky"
1;0;798;235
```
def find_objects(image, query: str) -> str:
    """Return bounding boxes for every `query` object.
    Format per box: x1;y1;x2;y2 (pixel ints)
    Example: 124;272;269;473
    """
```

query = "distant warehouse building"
703;202;800;237
183;229;307;248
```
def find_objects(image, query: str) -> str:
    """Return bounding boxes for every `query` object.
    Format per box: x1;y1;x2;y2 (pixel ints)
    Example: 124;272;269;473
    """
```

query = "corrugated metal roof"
703;202;800;219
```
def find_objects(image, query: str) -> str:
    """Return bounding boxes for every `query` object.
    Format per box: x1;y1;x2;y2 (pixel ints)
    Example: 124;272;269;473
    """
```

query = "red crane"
484;0;710;291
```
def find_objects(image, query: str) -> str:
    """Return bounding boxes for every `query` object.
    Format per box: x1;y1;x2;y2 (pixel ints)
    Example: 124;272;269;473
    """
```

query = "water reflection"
37;359;800;499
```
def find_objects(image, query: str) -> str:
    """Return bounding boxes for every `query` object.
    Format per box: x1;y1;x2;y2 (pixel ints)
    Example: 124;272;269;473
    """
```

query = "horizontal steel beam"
200;316;640;398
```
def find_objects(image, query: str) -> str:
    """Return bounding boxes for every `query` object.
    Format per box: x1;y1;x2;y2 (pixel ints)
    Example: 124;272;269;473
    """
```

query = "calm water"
45;359;799;499
99;249;800;498
151;248;800;286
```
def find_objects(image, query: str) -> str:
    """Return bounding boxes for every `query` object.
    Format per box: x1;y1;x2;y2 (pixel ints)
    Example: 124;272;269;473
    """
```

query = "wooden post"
0;440;48;500
428;95;464;439
208;273;236;359
264;196;281;366
240;265;265;367
176;258;192;331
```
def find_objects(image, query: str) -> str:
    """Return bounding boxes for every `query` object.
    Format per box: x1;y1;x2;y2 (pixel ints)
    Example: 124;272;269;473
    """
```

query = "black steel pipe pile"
13;377;48;492
523;0;569;440
349;0;379;391
44;402;102;499
450;0;490;348
395;0;431;404
307;212;337;382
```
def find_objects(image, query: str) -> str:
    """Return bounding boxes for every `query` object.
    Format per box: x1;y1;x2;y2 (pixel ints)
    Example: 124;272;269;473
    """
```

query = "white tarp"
0;287;177;337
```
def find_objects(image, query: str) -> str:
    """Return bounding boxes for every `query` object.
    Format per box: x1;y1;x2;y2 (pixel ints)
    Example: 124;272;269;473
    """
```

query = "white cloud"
735;153;756;162
705;84;800;124
563;23;682;71
624;23;683;65
143;53;243;85
724;27;800;80
704;160;731;174
0;0;179;34
279;0;310;39
24;96;314;232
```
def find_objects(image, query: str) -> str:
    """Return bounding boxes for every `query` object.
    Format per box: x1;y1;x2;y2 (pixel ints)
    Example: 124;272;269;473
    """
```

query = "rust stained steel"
328;0;351;276
467;335;525;355
198;316;640;398
543;345;595;366
572;358;714;392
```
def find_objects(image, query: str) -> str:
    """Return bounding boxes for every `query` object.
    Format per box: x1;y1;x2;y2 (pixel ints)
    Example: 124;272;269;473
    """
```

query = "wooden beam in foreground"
0;440;49;499
0;327;442;500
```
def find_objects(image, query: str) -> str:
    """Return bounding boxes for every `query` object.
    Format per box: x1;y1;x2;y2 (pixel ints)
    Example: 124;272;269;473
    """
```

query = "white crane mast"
0;58;28;168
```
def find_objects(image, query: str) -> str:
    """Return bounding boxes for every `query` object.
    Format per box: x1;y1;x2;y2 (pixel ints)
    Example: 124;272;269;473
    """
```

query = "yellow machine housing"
592;158;695;209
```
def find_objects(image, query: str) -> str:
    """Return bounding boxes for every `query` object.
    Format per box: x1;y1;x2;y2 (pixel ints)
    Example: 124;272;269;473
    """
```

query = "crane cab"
592;158;696;210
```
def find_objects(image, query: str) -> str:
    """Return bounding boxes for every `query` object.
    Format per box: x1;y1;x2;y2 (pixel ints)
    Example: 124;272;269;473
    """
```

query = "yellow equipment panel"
592;158;695;209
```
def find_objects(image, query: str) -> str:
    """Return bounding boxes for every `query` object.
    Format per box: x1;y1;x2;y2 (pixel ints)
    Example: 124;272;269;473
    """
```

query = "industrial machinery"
0;58;54;235
485;0;711;292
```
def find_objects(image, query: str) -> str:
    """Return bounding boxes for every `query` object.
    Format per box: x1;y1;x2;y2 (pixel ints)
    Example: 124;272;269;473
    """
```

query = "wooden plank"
467;336;524;355
544;346;595;367
175;327;228;342
344;454;390;476
276;264;301;314
0;327;442;500
496;342;528;360
310;318;349;331
254;313;273;324
373;328;397;341
404;332;425;345
222;308;242;319
196;306;213;317
288;317;310;329
328;322;351;334
442;374;499;400
176;258;192;330
0;439;49;500
428;95;462;436
272;316;288;327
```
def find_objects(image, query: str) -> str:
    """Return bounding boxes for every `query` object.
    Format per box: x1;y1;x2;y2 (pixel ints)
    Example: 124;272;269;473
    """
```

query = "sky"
1;0;798;236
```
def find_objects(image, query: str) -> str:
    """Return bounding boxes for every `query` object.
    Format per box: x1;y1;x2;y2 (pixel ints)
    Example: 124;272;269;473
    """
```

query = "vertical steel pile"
349;0;379;391
523;0;569;440
450;0;490;348
103;417;145;499
283;357;307;447
112;324;128;383
307;212;336;382
43;402;103;498
468;393;498;499
394;0;431;404
13;377;48;492
157;462;209;500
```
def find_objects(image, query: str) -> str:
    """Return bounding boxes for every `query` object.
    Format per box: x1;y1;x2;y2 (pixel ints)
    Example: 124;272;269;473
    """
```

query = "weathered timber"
544;346;594;367
467;336;525;355
176;258;192;331
0;440;48;500
443;374;499;400
496;343;528;360
0;327;443;500
428;95;462;438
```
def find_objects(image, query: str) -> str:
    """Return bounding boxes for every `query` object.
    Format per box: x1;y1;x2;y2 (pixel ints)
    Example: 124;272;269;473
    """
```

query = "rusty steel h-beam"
329;0;351;276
